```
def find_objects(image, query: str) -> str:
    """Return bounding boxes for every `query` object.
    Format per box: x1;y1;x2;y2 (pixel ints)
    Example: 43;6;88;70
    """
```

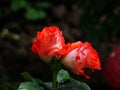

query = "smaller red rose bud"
103;44;120;90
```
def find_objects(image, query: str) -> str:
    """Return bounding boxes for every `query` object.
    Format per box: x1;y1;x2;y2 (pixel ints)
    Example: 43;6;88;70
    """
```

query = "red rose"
103;44;120;90
56;41;101;79
31;26;65;63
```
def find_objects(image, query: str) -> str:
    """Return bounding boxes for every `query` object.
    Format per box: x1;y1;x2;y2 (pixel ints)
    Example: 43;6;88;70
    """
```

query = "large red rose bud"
103;44;120;90
56;41;101;79
31;26;65;63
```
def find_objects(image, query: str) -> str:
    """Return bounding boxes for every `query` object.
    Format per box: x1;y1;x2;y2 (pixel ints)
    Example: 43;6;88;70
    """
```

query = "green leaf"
21;72;52;89
25;8;47;20
57;69;72;84
34;79;52;89
2;28;9;35
57;80;91;90
36;2;52;8
11;0;27;11
33;78;44;85
12;34;20;40
21;72;34;82
44;82;52;90
37;10;47;19
17;81;44;90
25;8;39;20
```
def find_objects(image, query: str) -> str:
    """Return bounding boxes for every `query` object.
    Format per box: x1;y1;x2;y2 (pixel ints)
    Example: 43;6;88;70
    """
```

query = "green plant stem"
52;69;58;90
50;57;62;90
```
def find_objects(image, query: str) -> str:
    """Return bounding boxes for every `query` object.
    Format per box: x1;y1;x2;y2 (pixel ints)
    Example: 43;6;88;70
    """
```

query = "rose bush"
18;26;101;90
31;26;65;63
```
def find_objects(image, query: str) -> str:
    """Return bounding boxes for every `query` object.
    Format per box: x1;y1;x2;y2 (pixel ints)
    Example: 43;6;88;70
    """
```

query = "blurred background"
1;0;120;90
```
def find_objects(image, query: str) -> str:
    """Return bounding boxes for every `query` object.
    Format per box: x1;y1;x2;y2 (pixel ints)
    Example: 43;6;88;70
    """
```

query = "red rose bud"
103;44;120;90
56;41;101;79
31;26;65;63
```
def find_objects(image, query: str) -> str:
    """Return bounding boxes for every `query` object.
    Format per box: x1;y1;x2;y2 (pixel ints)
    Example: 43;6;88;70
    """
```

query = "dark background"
0;0;120;90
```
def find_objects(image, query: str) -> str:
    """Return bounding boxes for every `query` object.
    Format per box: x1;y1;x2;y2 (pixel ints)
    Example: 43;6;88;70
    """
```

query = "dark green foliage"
11;0;27;11
57;80;90;90
0;75;18;90
10;0;52;20
18;81;44;90
17;70;91;90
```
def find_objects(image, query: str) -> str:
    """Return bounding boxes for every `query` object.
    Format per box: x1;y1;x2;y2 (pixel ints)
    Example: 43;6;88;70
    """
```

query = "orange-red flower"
56;41;101;79
31;26;65;63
